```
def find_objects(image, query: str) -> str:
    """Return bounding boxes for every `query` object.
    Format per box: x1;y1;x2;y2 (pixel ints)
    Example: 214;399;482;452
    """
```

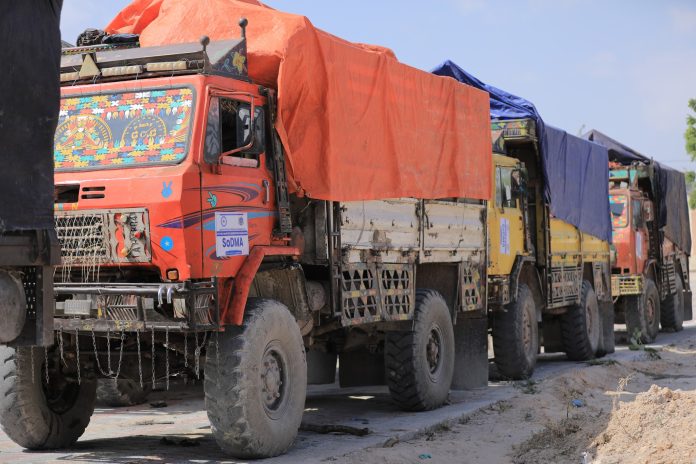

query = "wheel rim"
426;325;443;381
523;304;534;357
585;302;594;336
646;295;656;327
261;341;288;419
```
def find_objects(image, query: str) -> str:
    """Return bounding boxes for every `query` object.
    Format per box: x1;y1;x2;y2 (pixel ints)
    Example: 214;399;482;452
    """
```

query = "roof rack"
60;18;249;85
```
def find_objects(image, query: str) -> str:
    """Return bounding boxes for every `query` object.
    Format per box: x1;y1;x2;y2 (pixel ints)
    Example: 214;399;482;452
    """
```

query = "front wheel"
561;280;600;361
625;278;660;343
492;283;538;379
0;345;96;449
204;299;307;459
385;289;454;411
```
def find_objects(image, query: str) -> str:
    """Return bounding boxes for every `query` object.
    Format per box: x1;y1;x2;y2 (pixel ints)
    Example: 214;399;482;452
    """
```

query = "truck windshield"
609;194;628;228
54;87;194;171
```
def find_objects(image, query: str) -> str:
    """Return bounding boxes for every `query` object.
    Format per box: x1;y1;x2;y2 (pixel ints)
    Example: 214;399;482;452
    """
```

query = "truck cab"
53;34;284;330
488;154;528;277
609;171;652;284
609;163;692;342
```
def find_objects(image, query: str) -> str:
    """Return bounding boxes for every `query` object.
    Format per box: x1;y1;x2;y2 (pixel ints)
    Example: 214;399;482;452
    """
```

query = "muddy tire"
626;278;660;343
561;280;600;361
660;277;684;332
97;378;150;407
385;289;454;411
0;345;96;449
204;299;307;459
492;283;538;379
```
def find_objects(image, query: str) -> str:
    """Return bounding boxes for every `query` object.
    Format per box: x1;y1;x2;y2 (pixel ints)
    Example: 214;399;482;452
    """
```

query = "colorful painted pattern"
55;88;194;170
609;194;628;228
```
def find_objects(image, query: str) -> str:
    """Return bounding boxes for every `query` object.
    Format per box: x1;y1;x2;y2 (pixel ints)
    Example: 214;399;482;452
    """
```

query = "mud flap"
597;301;615;355
307;350;337;385
452;316;488;390
684;290;693;321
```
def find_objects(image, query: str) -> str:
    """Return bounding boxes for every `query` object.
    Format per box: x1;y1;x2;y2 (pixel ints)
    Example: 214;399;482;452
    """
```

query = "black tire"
0;345;96;449
385;289;454;411
204;299;307;459
561;280;600;361
660;277;684;332
97;378;151;407
492;283;538;379
625;278;660;343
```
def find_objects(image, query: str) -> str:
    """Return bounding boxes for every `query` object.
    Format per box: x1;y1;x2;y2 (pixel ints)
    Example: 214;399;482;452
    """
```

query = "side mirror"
643;201;654;222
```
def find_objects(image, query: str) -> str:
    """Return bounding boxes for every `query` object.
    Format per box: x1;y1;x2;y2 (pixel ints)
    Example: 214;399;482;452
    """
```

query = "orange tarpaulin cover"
107;0;492;201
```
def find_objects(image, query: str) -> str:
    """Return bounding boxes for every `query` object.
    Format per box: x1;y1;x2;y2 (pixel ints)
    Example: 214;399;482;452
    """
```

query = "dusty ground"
2;325;696;463
333;332;696;464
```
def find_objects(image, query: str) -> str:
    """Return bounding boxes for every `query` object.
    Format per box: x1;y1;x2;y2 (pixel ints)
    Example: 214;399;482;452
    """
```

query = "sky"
60;0;696;170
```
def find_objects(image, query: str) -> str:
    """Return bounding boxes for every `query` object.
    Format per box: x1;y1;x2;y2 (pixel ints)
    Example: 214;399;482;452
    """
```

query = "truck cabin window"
609;195;628;228
495;166;519;209
204;97;265;167
632;199;644;229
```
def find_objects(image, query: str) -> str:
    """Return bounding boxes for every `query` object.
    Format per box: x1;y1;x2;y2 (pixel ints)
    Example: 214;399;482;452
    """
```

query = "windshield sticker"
55;88;193;170
215;212;249;257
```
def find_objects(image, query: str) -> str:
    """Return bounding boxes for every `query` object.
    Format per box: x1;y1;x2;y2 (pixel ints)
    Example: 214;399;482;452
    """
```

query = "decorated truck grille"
55;209;151;276
55;213;110;265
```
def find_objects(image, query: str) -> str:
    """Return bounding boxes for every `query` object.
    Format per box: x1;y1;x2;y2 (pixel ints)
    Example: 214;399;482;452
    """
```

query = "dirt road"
1;324;695;463
336;323;696;464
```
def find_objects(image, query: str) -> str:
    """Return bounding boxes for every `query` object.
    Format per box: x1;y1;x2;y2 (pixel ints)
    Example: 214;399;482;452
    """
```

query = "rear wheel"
660;277;684;332
204;299;307;459
626;278;660;343
385;289;454;411
0;345;96;449
561;280;600;361
492;283;538;379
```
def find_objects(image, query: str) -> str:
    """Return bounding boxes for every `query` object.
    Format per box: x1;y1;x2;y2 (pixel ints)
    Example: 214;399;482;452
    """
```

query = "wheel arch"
511;258;543;322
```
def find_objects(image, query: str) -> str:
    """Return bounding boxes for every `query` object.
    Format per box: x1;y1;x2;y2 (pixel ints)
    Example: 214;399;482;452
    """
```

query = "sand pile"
592;385;696;464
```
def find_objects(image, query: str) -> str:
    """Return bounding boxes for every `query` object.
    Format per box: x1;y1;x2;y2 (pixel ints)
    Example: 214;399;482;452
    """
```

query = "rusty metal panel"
422;201;485;252
340;199;420;252
460;260;485;312
340;262;415;327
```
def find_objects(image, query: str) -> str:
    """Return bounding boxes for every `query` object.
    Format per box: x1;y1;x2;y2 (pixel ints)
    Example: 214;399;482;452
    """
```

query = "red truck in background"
588;130;693;343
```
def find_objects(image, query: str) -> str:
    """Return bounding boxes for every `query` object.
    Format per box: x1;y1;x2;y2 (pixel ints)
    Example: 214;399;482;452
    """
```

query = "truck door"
488;163;526;276
632;196;649;274
199;93;275;278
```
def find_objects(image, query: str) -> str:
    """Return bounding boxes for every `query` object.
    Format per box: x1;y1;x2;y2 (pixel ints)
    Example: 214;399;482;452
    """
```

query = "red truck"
0;15;494;459
587;130;692;342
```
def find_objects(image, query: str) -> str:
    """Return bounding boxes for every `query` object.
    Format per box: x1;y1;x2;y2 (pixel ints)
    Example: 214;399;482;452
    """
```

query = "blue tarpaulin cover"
432;60;612;243
585;129;691;254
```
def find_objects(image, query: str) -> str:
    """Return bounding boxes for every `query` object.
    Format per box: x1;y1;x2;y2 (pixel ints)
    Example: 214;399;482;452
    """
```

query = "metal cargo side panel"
549;218;581;267
422;201;485;263
339;199;419;262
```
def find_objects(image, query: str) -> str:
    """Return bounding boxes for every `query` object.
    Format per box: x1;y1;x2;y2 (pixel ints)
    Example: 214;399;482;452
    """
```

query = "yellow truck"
487;119;615;379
